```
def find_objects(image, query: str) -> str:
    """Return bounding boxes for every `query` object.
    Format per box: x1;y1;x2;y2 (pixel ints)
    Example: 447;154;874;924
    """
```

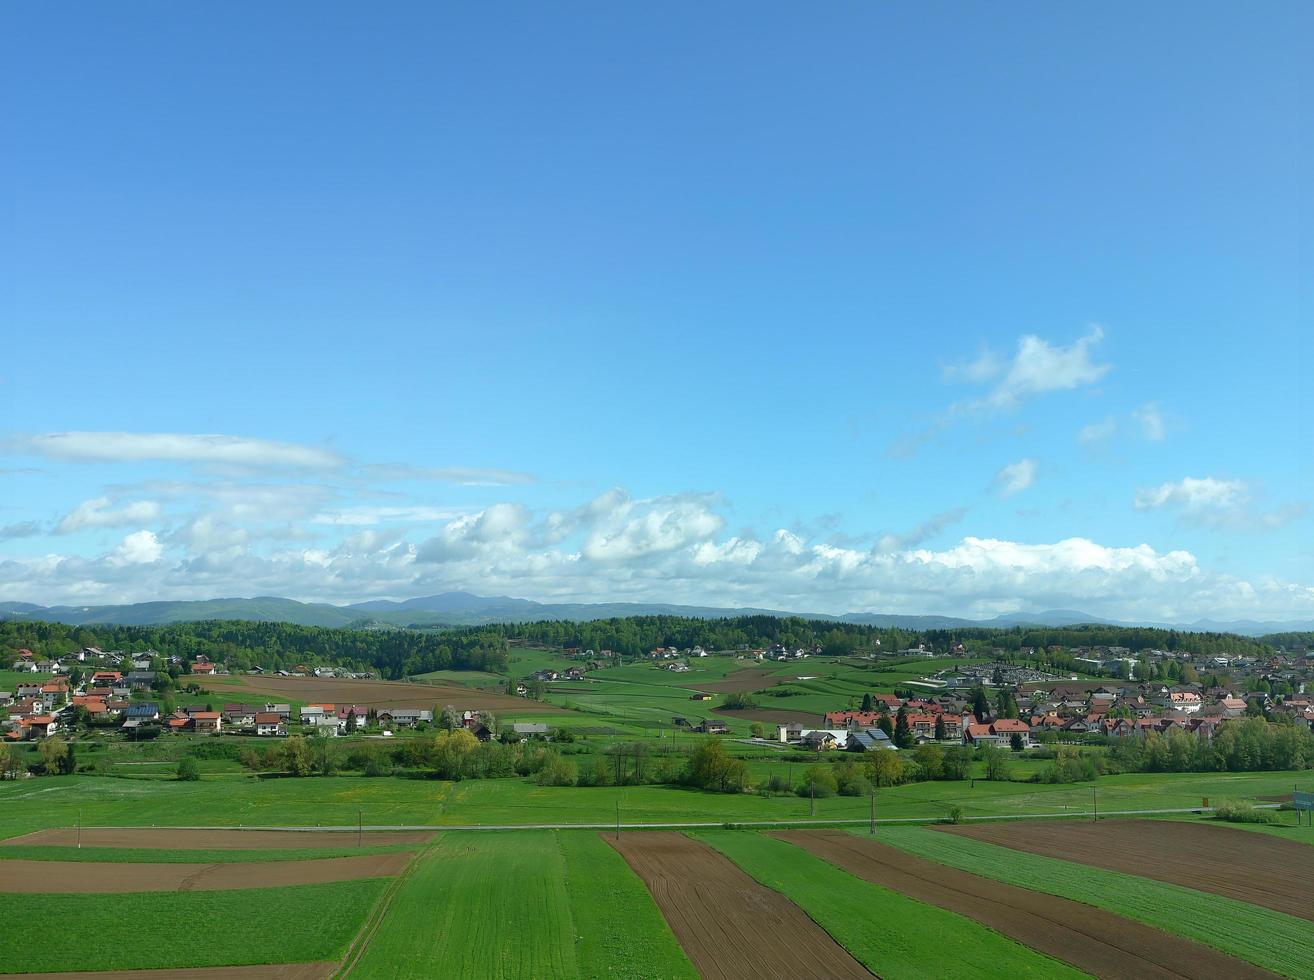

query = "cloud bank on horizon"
2;330;1309;622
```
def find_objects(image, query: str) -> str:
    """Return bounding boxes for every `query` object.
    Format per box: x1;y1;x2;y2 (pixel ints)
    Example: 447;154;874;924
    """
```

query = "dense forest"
0;619;508;678
2;614;1279;681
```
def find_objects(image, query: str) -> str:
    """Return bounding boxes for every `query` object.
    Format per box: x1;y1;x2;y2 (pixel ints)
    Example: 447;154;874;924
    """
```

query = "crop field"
347;830;695;979
607;831;872;980
877;825;1314;979
0;881;385;974
780;829;1271;980
698;830;1082;979
944;818;1314;921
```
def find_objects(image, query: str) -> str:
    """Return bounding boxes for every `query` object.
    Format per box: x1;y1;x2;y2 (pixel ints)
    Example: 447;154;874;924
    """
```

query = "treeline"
939;625;1272;659
0;619;507;678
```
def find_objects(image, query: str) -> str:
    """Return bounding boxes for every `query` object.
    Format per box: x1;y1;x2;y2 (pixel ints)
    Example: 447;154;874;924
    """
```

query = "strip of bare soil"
693;667;788;694
2;828;432;849
778;830;1275;980
606;832;872;980
940;819;1314;922
0;966;334;980
0;853;411;893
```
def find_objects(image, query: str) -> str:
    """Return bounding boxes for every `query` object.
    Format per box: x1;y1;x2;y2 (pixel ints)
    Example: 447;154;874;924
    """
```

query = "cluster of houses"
775;676;1314;753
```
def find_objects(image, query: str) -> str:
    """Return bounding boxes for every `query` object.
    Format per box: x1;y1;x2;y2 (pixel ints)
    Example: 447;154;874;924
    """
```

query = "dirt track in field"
205;674;557;713
0;852;411;893
1;828;433;849
0;966;334;980
606;832;872;980
941;819;1314;922
778;830;1276;980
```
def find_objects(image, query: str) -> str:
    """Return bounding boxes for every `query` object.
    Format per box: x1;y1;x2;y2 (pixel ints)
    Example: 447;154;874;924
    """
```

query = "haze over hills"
0;592;1309;636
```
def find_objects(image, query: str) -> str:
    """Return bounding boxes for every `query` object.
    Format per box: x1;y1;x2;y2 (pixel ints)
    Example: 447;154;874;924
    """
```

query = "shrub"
175;757;200;781
1213;800;1279;824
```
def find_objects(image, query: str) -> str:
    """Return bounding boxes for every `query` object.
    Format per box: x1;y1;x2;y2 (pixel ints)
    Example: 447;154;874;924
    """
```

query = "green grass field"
350;830;695;979
0;880;386;973
876;825;1314;979
1;769;1307;837
699;830;1086;979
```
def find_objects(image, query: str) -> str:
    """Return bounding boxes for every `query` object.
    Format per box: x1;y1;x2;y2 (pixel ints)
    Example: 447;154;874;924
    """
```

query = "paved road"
68;803;1276;833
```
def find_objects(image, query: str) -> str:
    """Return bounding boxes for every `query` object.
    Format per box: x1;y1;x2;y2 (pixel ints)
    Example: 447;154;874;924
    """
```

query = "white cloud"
310;506;466;526
1133;402;1166;441
57;497;161;534
1135;476;1248;513
109;530;163;565
977;326;1110;411
993;459;1037;496
1133;476;1305;531
3;487;1312;621
1078;417;1117;444
14;432;344;469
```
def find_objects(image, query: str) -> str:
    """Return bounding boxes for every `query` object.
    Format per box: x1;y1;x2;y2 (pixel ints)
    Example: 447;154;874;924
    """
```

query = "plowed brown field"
206;674;557;713
607;832;872;980
941;819;1314;922
692;667;787;694
2;828;432;849
777;830;1276;980
0;852;411;893
0;966;334;980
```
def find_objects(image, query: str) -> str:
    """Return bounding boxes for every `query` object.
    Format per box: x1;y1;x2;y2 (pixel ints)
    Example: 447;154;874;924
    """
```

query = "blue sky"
1;3;1310;620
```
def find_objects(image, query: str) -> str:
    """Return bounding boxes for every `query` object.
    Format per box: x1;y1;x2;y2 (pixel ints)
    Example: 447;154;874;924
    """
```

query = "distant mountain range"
1;592;1310;636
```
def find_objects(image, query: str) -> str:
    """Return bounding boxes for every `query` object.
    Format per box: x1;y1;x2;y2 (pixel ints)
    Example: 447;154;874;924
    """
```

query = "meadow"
1;769;1307;839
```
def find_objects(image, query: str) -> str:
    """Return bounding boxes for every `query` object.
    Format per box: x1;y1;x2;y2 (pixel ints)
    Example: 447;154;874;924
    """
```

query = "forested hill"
0;619;508;678
2;615;1277;681
450;616;1274;661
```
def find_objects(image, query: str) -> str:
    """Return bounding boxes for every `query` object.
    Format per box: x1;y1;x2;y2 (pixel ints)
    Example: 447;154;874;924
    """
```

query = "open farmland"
346;830;695;979
205;674;558;714
699;830;1082;979
778;829;1275;980
0;967;335;980
943;819;1314;921
0;881;386;975
879;825;1314;979
608;832;873;980
0;851;410;891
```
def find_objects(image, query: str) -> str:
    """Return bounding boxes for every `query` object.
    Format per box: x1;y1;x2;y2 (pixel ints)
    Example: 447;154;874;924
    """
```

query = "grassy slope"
0;880;386;973
877;826;1313;979
351;830;694;979
0;843;419;863
699;830;1086;980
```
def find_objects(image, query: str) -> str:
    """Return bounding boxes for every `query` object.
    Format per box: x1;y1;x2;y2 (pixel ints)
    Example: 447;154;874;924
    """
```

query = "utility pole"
358;809;362;848
615;800;620;841
1092;786;1098;822
869;789;876;835
77;809;81;850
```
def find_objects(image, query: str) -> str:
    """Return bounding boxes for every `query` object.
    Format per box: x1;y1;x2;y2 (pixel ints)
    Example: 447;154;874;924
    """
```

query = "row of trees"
0;619;508;678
